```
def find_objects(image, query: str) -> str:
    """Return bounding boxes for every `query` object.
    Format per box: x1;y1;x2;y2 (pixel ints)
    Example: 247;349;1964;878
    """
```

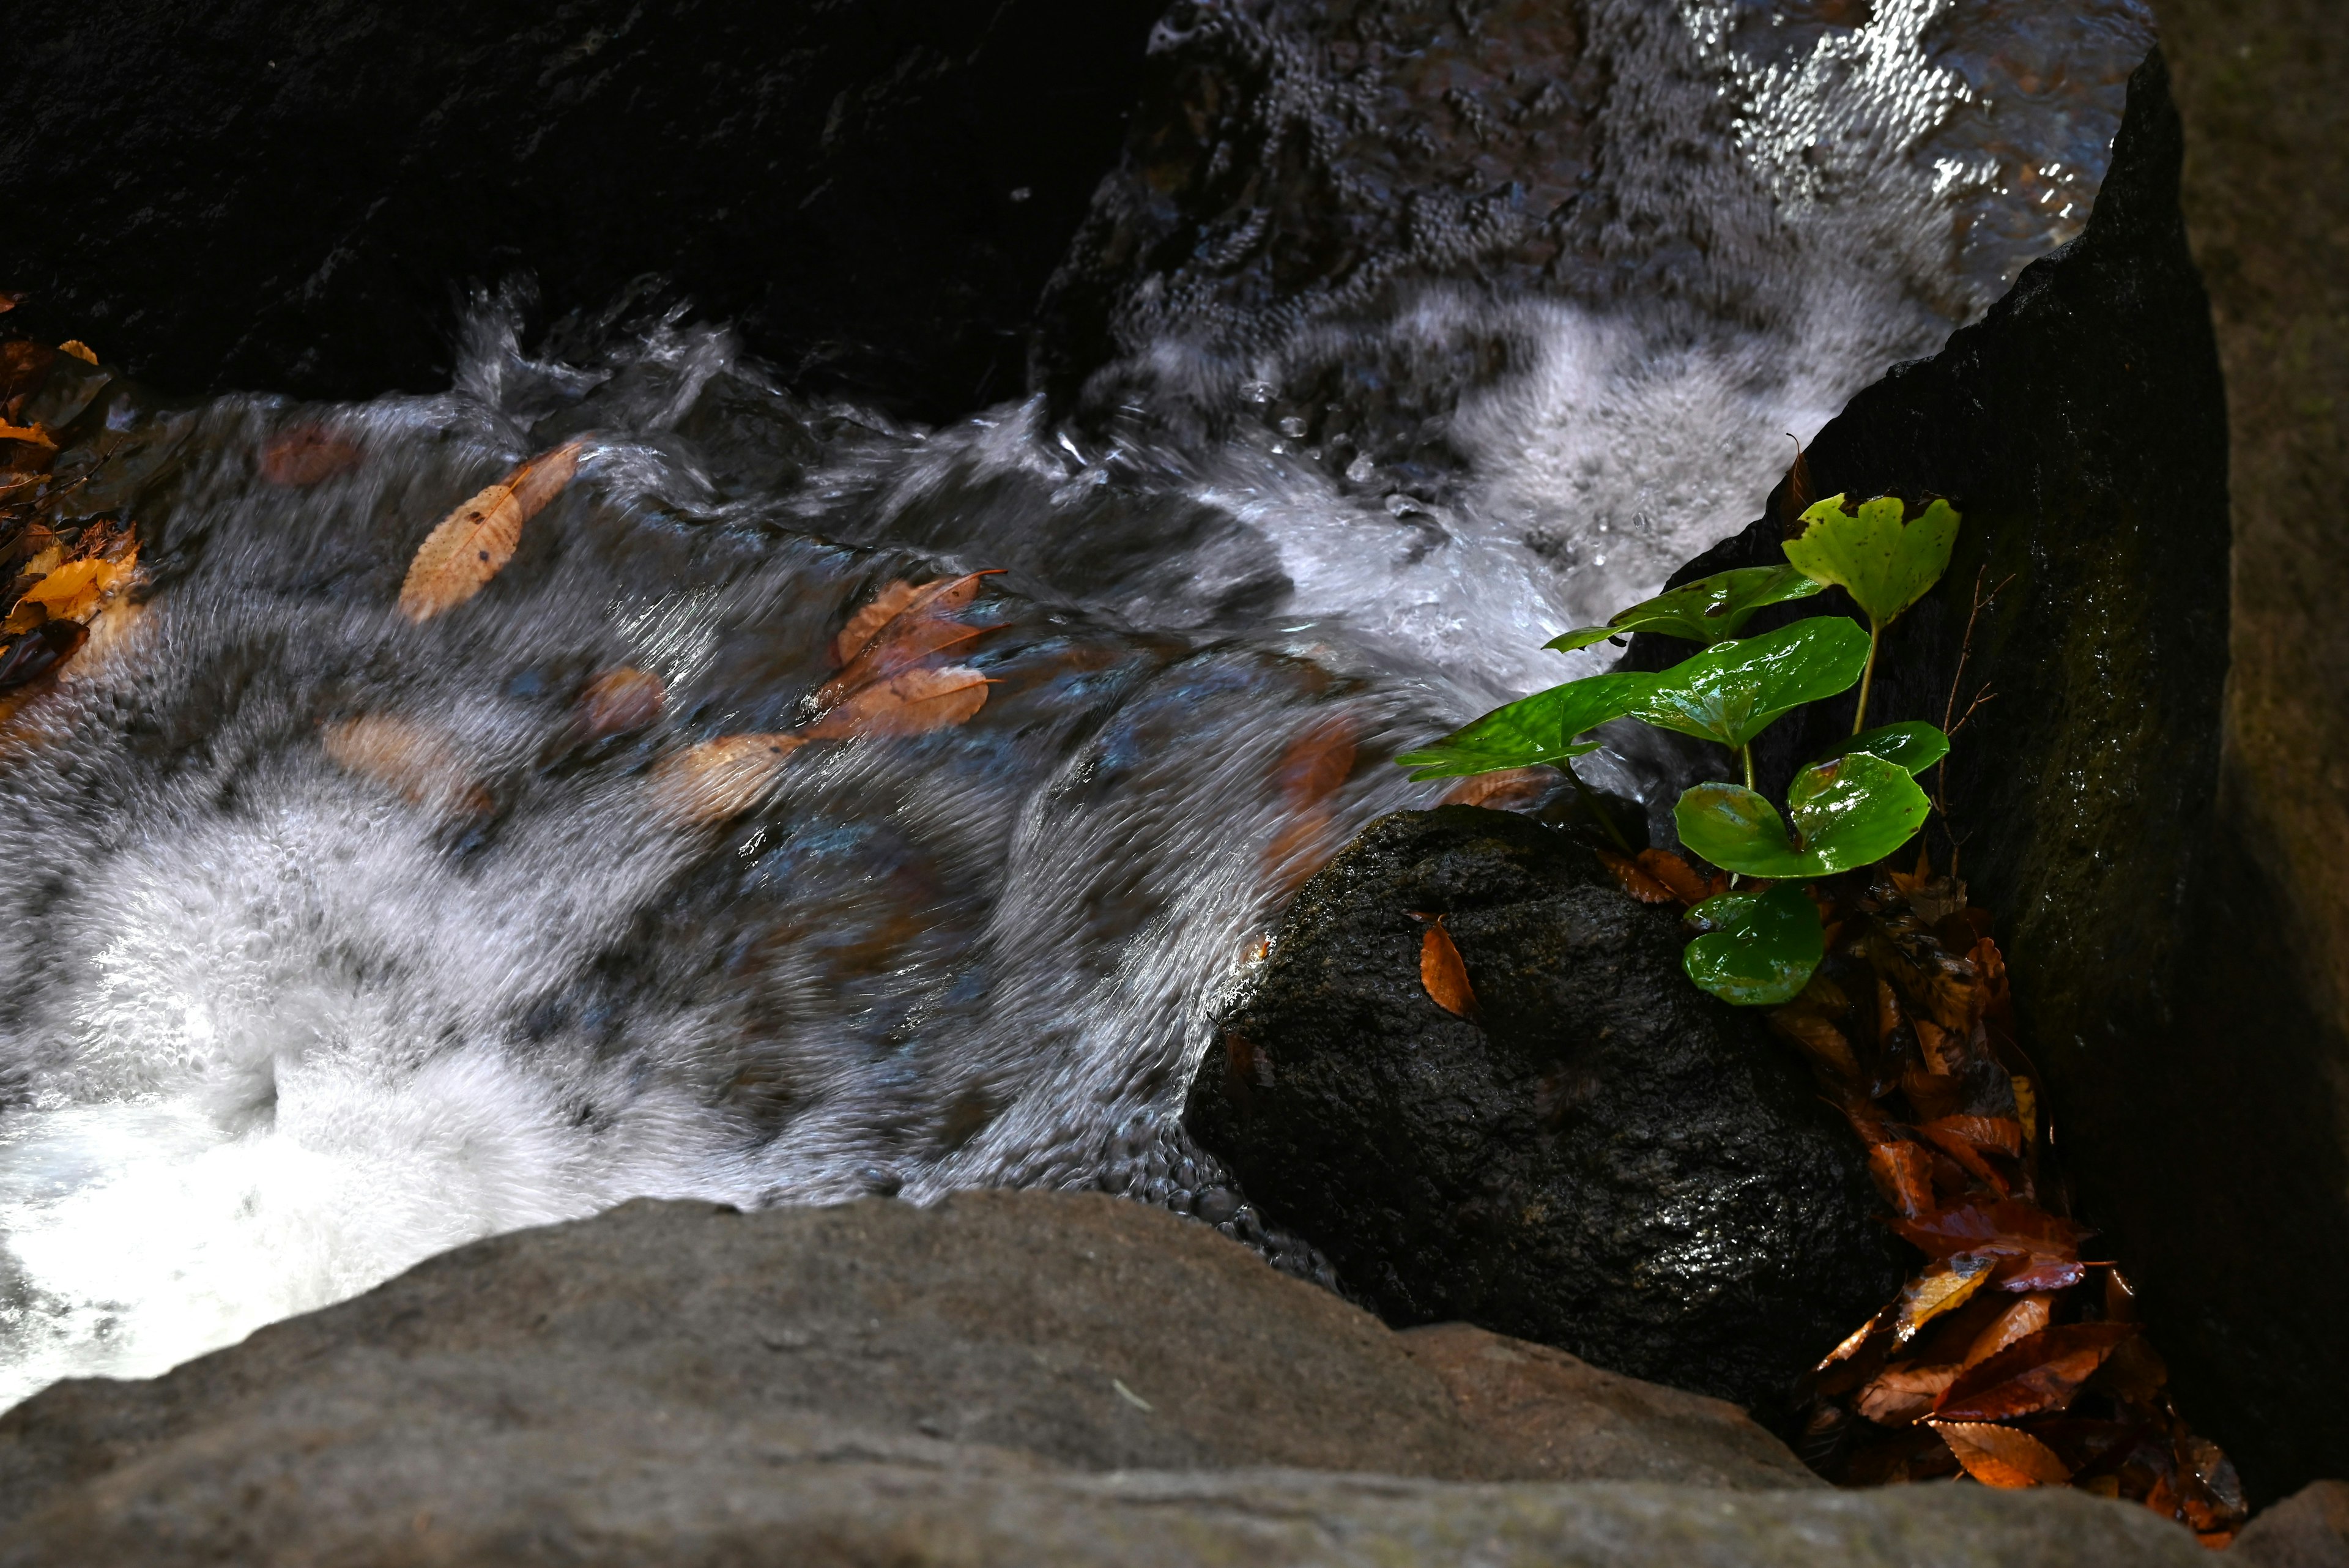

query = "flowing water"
0;0;2151;1406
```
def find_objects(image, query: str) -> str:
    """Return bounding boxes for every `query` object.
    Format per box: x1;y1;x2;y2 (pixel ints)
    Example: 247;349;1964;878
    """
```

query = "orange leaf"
833;579;925;665
1961;1293;2055;1369
1867;1140;1935;1219
1857;1362;1959;1426
1597;849;1675;904
20;545;137;623
1932;1421;2070;1487
0;421;55;449
1635;849;1715;905
1814;1309;1888;1372
322;715;491;817
1892;1251;1995;1346
1932;1323;2133;1422
807;664;989;739
579;666;666;739
1917;1118;2013;1197
652;734;807;824
1264;713;1360;887
1771;1009;1858;1077
398;440;586;622
1891;1202;2091;1263
1420;918;1477;1019
57;340;98;366
816;571;998;707
1439;765;1552;809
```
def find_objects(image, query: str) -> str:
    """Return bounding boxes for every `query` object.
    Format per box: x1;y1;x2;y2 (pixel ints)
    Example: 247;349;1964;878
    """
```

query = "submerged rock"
1183;805;1905;1419
0;1191;2210;1568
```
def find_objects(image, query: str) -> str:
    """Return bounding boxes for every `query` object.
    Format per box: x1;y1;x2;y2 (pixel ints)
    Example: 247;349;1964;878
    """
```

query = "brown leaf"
1439;765;1553;809
1264;713;1360;886
1597;848;1676;904
1772;1008;1859;1078
1962;1293;2055;1369
1934;1323;2134;1422
2011;1076;2038;1147
1857;1362;1960;1425
816;571;998;707
1867;1139;1935;1219
0;422;56;449
322;716;491;817
807;664;990;739
579;666;665;740
1777;437;1816;537
1814;1309;1888;1372
397;440;586;622
1892;1251;1996;1345
1913;1015;1961;1074
1636;849;1718;905
833;579;925;666
1420;918;1477;1019
1917;1117;2014;1197
1891;1202;2091;1263
1932;1421;2070;1488
652;734;807;824
261;426;364;486
57;340;98;366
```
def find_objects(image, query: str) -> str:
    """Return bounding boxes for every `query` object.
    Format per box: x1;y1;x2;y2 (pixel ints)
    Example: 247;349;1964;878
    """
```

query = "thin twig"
1932;567;2015;872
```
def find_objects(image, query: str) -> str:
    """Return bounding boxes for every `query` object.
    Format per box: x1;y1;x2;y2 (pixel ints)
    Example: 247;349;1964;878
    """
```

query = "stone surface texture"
0;0;1162;416
2235;1483;2349;1568
0;1191;2215;1568
1184;805;1904;1421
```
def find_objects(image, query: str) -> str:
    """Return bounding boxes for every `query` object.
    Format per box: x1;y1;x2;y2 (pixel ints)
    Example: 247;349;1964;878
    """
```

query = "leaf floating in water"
1931;1421;2070;1488
260;426;364;486
817;571;1000;707
832;579;926;665
807;664;990;739
579;666;666;740
322;715;491;817
397;439;586;622
57;340;98;366
1419;917;1477;1020
1264;712;1359;886
653;734;808;825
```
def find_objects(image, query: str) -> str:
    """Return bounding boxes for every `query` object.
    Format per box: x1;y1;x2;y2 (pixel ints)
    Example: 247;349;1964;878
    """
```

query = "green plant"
1398;492;1960;1006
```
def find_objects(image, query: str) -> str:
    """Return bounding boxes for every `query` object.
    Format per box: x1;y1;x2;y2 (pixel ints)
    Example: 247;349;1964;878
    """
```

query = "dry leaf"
323;716;491;817
816;571;996;707
57;340;98;366
398;440;586;622
1857;1362;1959;1425
1932;1421;2070;1488
579;666;665;739
833;579;926;665
1771;1008;1858;1077
1932;1324;2133;1423
1777;437;1816;535
0;422;55;449
261;426;364;486
653;734;807;824
1893;1252;1995;1345
2011;1076;2038;1146
807;664;989;739
1962;1294;2055;1369
1815;1310;1888;1372
20;546;138;623
1867;1139;1935;1219
1636;849;1718;904
1598;848;1676;904
1419;918;1476;1019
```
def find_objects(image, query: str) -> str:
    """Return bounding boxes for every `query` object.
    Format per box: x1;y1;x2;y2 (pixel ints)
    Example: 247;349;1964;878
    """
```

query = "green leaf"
1784;494;1961;628
1674;751;1931;877
1545;565;1825;652
1682;883;1825;1006
1811;720;1950;776
1395;671;1657;780
1631;617;1869;750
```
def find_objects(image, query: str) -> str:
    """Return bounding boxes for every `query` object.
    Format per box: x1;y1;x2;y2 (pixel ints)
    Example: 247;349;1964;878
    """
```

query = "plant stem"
1566;763;1635;854
1741;744;1756;791
1852;619;1882;735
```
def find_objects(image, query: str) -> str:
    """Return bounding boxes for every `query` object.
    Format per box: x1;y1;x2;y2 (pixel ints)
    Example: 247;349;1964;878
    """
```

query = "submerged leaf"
1545;565;1824;652
1932;1421;2069;1488
398;440;586;622
1675;752;1929;879
1811;720;1951;776
322;715;491;817
1633;616;1869;749
1785;494;1961;628
833;579;926;665
1396;671;1654;779
652;734;808;825
817;571;998;707
579;666;666;740
1682;883;1824;1006
807;664;990;738
1419;918;1477;1019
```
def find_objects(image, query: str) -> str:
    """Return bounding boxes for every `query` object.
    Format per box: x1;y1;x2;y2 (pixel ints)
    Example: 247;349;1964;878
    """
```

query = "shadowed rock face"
0;0;1163;416
1184;806;1906;1421
0;1192;2214;1568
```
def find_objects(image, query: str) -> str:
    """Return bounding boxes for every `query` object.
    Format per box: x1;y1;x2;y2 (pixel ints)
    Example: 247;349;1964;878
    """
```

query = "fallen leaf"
1420;918;1477;1019
1917;1116;2017;1195
1934;1323;2134;1422
1932;1421;2070;1488
2011;1076;2038;1146
322;715;491;817
833;579;926;665
57;340;98;366
1637;848;1718;904
652;734;807;824
261;426;365;486
816;571;998;707
1771;1008;1859;1077
1893;1251;1996;1345
0;422;54;449
397;440;586;622
1962;1294;2055;1369
1440;765;1553;809
1858;1362;1960;1425
1913;1015;1961;1074
1867;1139;1935;1219
0;619;86;692
1597;849;1675;903
579;666;665;739
19;545;137;623
1891;1202;2091;1262
1264;713;1360;885
1815;1310;1888;1371
807;663;989;738
1776;437;1816;536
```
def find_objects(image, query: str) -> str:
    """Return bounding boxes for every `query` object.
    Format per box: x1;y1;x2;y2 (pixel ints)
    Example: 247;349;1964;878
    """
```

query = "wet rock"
0;1190;2215;1568
2235;1482;2349;1568
1182;804;1906;1420
0;0;1163;416
1622;50;2343;1498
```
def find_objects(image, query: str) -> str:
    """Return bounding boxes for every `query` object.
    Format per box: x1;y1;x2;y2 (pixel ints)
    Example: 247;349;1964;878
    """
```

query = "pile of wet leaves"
1599;845;2248;1545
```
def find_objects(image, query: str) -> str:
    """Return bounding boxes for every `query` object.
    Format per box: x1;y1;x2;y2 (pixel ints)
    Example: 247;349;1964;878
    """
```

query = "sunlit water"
0;0;2150;1406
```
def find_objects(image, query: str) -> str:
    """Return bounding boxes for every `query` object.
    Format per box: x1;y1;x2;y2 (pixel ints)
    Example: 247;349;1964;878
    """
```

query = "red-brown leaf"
1439;765;1553;809
1420;919;1477;1019
817;571;998;706
1635;849;1715;905
807;664;990;738
259;426;364;486
1867;1140;1935;1219
1932;1421;2071;1488
579;666;665;739
1857;1362;1959;1426
1934;1323;2135;1423
1597;848;1675;904
1891;1202;2091;1261
1961;1293;2056;1369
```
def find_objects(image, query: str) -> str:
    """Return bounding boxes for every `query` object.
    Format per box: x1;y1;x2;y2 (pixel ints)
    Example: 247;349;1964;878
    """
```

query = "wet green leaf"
1784;495;1961;629
1545;565;1825;652
1632;617;1869;750
1674;751;1931;877
1810;720;1950;776
1396;671;1656;780
1683;883;1825;1005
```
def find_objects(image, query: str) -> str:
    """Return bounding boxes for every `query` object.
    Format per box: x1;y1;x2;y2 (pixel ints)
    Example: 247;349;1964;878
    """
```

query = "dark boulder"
0;0;1162;416
1183;804;1905;1420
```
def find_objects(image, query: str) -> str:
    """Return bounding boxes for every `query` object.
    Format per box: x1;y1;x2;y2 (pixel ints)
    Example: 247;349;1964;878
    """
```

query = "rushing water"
0;0;2151;1406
